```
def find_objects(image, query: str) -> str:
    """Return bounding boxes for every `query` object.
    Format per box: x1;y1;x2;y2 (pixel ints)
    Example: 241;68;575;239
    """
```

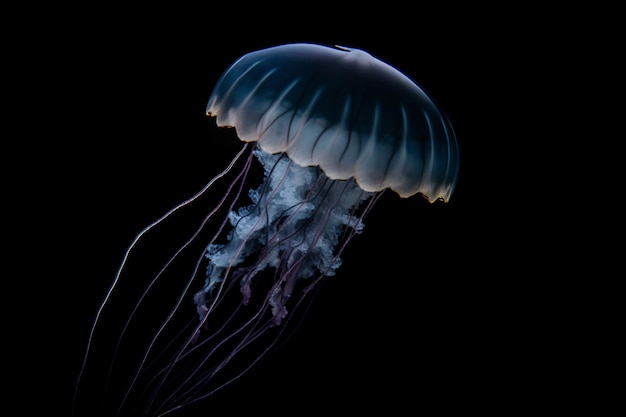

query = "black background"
17;5;597;417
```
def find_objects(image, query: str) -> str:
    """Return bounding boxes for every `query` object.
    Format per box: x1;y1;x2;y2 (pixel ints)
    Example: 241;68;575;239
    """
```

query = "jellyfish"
73;43;459;417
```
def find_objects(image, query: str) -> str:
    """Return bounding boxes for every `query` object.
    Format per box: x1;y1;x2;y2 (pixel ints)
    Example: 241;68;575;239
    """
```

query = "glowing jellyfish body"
74;43;459;417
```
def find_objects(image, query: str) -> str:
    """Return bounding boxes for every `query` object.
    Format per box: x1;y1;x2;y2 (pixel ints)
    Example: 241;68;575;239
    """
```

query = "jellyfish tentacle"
150;262;287;415
147;146;377;414
111;145;256;415
73;143;255;417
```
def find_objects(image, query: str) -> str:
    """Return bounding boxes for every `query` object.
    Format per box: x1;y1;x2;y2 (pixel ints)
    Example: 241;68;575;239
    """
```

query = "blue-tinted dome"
207;43;459;201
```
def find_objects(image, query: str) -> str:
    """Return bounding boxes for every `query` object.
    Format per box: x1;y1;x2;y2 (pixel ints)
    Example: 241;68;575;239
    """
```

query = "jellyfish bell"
73;43;458;417
207;43;458;200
